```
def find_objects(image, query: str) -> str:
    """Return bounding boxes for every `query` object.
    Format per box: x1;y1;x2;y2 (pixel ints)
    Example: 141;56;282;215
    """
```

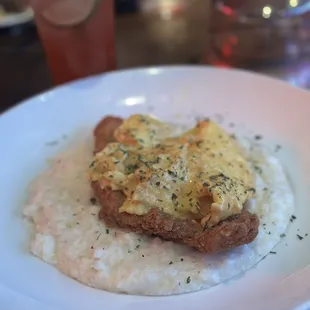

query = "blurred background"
1;0;310;112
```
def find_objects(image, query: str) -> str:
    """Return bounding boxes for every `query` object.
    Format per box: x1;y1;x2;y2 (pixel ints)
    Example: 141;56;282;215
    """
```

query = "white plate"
0;7;33;28
1;66;310;310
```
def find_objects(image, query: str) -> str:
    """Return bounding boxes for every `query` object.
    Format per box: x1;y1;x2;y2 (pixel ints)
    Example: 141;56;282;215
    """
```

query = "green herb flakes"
297;234;304;240
168;170;177;177
125;164;139;174
90;197;97;205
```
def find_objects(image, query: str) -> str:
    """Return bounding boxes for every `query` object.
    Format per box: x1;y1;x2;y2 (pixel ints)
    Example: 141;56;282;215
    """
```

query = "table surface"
1;0;310;113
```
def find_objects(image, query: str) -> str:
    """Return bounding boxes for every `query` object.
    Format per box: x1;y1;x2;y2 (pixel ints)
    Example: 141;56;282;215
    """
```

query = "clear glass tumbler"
206;0;310;68
29;0;116;85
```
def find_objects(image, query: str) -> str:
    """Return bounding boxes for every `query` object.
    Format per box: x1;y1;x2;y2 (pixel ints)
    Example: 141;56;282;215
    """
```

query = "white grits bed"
23;130;294;296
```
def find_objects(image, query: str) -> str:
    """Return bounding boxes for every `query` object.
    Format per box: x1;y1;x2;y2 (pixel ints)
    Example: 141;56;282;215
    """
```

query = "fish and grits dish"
23;114;294;295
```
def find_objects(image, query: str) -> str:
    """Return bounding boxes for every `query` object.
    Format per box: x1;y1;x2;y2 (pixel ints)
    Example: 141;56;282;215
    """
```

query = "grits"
23;131;294;296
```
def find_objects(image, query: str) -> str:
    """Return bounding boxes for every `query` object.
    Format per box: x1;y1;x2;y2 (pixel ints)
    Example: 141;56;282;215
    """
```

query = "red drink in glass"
30;0;116;85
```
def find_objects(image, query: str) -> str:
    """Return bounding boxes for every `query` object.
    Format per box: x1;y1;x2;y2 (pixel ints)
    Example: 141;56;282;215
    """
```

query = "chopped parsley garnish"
196;141;203;147
254;135;263;140
155;181;160;186
125;164;139;174
270;251;277;254
106;229;109;234
135;245;140;249
180;258;184;261
138;155;149;167
89;161;95;168
169;261;173;265
172;193;177;200
275;144;282;152
90;197;97;205
168;170;177;177
118;146;129;156
280;233;286;238
186;276;191;284
297;234;304;240
254;165;262;174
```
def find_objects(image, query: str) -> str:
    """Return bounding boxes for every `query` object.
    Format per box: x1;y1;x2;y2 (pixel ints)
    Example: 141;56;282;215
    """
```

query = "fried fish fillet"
92;116;259;253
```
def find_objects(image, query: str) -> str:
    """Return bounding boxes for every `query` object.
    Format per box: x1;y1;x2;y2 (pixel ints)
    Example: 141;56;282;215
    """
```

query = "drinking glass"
29;0;116;85
206;0;310;68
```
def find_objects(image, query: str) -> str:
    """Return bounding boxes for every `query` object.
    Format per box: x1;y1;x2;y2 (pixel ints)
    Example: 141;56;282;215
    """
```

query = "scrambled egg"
90;115;255;227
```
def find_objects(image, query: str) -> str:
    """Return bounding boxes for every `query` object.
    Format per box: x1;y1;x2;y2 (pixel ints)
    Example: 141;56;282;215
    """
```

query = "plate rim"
2;65;310;118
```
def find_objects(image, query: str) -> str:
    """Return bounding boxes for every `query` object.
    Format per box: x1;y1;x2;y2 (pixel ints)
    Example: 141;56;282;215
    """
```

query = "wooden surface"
1;0;310;112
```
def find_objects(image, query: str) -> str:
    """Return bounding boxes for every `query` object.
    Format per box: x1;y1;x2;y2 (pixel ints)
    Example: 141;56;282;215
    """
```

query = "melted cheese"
90;114;255;227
